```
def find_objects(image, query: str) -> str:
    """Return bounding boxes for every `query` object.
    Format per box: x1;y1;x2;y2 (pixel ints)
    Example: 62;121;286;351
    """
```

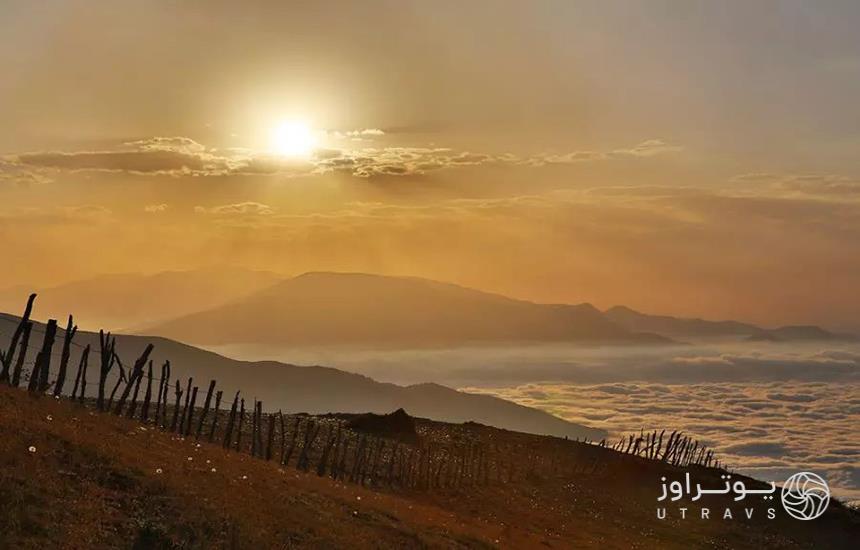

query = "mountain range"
1;270;850;348
142;272;667;347
604;305;853;342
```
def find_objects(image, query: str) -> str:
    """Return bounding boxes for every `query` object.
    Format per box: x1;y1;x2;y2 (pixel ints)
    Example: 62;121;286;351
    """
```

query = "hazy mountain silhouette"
0;312;605;440
605;305;853;342
0;268;282;331
143;272;667;348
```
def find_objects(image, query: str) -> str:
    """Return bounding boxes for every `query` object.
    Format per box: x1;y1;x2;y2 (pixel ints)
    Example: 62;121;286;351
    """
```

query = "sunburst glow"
270;120;317;157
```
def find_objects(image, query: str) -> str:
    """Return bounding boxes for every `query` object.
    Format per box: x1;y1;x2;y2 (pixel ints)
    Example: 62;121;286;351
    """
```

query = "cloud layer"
6;136;680;180
466;380;860;504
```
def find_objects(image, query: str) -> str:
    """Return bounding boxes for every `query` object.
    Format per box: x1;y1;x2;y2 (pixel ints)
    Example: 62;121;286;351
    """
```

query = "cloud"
0;159;52;186
0;204;114;224
194;202;274;216
464;379;860;502
731;172;860;197
330;128;386;140
17;148;236;176
525;139;682;166
7;137;682;180
143;203;169;213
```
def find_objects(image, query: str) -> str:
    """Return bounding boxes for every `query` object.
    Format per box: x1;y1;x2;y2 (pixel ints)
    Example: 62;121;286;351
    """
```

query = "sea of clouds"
464;380;860;504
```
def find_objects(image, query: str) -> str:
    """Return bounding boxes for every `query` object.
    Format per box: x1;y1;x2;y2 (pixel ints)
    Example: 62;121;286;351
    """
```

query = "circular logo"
781;472;830;520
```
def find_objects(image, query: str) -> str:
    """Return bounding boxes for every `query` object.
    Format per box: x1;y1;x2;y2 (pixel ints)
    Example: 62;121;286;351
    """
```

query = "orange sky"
2;1;860;330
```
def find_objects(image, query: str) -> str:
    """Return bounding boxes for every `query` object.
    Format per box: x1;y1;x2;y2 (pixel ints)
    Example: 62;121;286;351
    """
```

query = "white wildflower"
156;468;163;474
28;446;36;453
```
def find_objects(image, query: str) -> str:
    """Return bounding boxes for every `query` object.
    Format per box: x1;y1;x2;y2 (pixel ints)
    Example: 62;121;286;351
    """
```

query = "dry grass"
1;385;858;549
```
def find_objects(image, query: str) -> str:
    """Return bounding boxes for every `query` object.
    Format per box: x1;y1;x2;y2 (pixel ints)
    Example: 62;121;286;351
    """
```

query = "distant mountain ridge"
605;305;854;342
0;311;605;440
1;270;848;347
0;268;282;331
143;272;667;348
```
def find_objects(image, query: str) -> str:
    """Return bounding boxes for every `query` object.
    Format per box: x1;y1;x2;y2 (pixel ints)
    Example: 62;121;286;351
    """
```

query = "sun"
270;120;317;157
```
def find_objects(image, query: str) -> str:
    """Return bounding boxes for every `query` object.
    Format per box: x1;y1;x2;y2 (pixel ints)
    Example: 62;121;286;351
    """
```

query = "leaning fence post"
10;322;33;388
71;344;90;401
29;319;58;394
107;351;126;411
196;380;216;439
223;391;239;449
1;293;36;384
53;315;77;397
126;368;144;418
140;361;154;422
114;344;154;416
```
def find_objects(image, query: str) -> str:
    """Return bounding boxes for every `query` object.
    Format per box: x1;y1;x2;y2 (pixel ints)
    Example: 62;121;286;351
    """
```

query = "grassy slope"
1;386;858;549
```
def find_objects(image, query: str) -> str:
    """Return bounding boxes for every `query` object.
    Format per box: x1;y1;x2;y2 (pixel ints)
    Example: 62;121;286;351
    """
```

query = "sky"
2;0;860;330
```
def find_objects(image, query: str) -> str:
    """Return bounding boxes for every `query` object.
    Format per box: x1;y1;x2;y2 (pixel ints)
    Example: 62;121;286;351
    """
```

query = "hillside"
2;385;858;549
143;272;666;348
605;305;853;342
0;312;605;441
0;268;283;331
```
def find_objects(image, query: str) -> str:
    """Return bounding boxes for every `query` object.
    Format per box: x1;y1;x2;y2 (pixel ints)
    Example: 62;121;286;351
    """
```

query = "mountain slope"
0;312;605;441
3;385;858;549
0;268;283;331
605;305;853;342
144;272;665;348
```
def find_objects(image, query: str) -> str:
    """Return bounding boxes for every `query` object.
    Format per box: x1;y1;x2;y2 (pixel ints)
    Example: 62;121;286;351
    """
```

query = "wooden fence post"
114;344;154;416
283;417;302;466
195;380;216;439
169;380;183;432
277;410;286;463
250;400;259;457
126;368;144;418
178;377;193;433
222;391;239;449
140;361;154;422
10;322;32;388
1;293;36;383
184;386;199;436
235;399;245;452
107;351;126;411
316;424;337;476
264;412;276;460
29;319;58;393
157;361;170;427
208;390;223;442
96;331;115;411
53;315;77;397
70;343;90;402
